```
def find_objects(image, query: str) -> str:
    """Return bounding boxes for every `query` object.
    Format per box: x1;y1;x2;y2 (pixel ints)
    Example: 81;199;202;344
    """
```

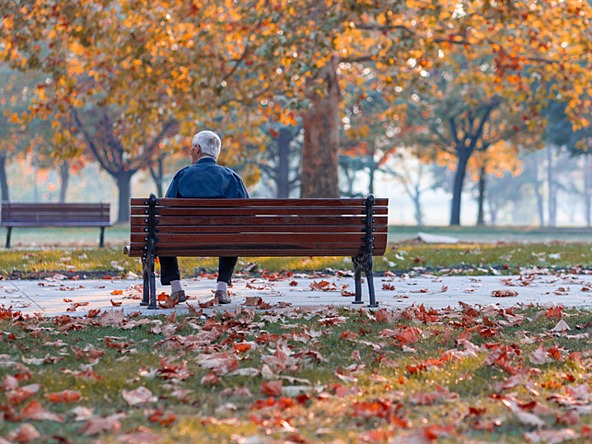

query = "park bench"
1;202;112;248
124;193;389;309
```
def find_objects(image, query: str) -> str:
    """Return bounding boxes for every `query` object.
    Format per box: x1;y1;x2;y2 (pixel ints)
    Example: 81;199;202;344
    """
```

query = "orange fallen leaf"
19;400;65;422
148;407;176;426
261;380;283;397
111;289;123;295
47;390;81;403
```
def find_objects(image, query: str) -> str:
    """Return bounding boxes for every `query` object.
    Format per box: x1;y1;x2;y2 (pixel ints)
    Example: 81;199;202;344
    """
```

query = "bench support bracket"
140;193;159;309
352;194;378;307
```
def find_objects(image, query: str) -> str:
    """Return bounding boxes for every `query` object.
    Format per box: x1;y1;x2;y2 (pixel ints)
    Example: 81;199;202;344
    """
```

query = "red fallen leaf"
246;282;266;290
423;424;455;440
7;384;41;405
341;289;355;297
261;380;283;396
110;299;123;307
375;308;392;323
352;400;393;419
339;330;358;340
102;275;113;280
158;296;176;309
63;298;73;303
382;283;396;291
545;306;563;318
250;397;277;410
157;358;191;380
148;407;176;426
156;292;168;301
468;406;487;417
185;301;203;316
245;296;264;306
384;270;396;277
310;280;338;291
491;289;518;297
396;327;423;345
289;280;299;287
198;299;217;308
111;289;123;295
556;409;579;426
81;415;122;436
47;390;81;403
19;400;65;422
233;343;252;353
201;373;219;385
105;337;129;350
6;423;40;443
87;309;101;318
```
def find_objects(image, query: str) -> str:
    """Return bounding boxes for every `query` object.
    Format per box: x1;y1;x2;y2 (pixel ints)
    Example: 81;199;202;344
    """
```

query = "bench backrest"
1;202;111;227
128;196;388;258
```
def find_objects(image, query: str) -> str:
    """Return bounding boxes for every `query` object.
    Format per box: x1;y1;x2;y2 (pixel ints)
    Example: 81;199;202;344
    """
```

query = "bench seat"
1;202;112;248
125;194;389;308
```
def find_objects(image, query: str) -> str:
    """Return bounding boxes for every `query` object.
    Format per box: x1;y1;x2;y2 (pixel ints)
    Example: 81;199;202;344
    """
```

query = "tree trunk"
276;128;292;198
585;152;591;227
300;57;341;198
476;165;486;226
368;159;376;196
450;149;471;226
546;145;556;227
413;183;423;226
149;158;164;197
0;152;9;202
114;171;134;224
59;161;69;203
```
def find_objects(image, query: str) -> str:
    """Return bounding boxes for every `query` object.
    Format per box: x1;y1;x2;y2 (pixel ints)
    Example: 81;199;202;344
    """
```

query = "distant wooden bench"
124;194;389;309
1;202;112;248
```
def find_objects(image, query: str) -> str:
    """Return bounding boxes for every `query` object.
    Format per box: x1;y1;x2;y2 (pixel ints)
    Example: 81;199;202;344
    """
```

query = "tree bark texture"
115;171;134;224
59;161;69;203
0;152;9;202
276;128;292;198
450;149;471;226
476;165;486;226
300;57;341;198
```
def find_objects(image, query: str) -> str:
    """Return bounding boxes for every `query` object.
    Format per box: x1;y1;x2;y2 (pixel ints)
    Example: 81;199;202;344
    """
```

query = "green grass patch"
1;306;591;442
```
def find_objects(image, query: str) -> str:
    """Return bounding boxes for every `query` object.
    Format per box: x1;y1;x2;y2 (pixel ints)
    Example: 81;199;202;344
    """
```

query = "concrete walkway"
1;272;592;317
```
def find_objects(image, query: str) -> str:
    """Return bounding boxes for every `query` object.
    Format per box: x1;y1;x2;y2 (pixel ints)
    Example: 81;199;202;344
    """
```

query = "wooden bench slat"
130;207;388;217
129;225;386;234
130;197;388;207
131;232;369;243
130;215;388;227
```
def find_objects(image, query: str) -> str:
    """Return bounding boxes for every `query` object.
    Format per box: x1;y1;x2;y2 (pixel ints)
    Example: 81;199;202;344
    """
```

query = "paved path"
1;272;592;317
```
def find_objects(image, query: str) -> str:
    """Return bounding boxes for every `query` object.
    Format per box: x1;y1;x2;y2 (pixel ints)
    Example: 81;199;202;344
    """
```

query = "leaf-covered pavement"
1;301;592;443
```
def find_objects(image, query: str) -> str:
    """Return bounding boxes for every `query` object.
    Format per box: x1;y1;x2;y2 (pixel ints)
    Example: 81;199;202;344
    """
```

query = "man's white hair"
192;130;221;159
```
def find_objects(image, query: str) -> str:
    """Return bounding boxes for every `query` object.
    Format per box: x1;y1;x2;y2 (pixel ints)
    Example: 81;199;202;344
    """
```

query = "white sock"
216;281;228;292
171;280;183;294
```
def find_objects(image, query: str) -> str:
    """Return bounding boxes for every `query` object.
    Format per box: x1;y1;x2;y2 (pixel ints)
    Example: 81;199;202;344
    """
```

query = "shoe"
215;290;231;304
170;290;186;304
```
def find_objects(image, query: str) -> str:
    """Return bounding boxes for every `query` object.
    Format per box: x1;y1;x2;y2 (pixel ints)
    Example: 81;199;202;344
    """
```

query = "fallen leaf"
81;415;123;436
19;400;65;422
47;390;81;403
550;319;571;333
148;407;176;426
110;299;123;307
492;290;518;297
6;424;40;443
122;387;157;406
111;289;123;295
261;380;283;396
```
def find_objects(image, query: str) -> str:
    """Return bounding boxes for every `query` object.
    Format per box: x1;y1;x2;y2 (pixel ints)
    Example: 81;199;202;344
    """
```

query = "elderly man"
159;130;249;305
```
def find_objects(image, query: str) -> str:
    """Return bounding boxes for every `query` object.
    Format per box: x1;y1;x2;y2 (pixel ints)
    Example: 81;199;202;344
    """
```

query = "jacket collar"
195;157;217;165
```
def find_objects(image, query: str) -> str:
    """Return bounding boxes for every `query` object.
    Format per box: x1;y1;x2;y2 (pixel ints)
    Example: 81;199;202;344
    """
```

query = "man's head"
191;130;221;162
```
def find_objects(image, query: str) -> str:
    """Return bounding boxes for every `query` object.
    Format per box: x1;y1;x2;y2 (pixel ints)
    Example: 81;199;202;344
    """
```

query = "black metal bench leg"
147;254;158;310
140;257;150;306
352;256;363;305
366;267;378;308
5;227;11;249
99;227;105;248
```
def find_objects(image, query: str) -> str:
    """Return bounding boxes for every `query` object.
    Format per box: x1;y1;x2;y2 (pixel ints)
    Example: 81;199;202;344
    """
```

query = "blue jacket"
165;157;249;199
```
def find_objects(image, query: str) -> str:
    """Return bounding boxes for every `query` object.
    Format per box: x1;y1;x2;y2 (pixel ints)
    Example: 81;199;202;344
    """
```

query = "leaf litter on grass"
1;301;592;443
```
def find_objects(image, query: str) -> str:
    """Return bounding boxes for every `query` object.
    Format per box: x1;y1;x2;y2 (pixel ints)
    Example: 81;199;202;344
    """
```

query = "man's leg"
159;256;185;302
215;257;238;304
217;256;238;285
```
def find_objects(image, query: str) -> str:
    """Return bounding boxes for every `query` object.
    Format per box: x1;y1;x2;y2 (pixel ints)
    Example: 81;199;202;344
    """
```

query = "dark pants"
159;256;238;285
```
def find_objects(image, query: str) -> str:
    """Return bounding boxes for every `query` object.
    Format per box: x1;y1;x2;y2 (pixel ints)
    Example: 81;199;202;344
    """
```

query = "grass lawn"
1;227;592;442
